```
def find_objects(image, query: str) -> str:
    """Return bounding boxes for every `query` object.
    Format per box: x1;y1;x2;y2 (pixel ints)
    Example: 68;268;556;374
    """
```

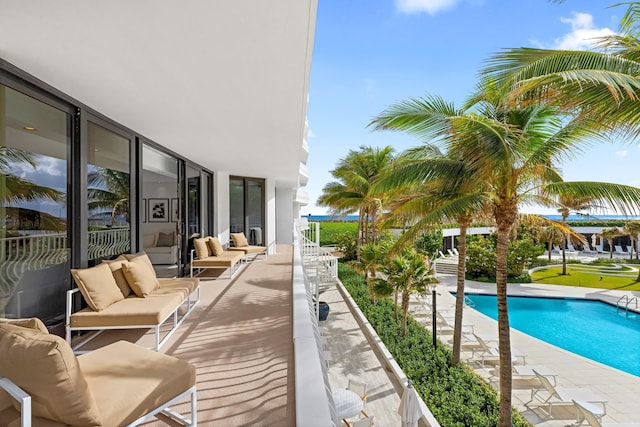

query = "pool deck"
433;274;640;425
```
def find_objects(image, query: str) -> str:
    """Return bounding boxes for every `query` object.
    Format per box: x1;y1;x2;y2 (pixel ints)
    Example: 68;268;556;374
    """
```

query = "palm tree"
373;248;437;336
374;143;488;366
624;220;640;262
317;146;396;258
557;195;593;274
483;2;640;139
599;227;624;259
370;84;640;426
539;224;564;261
87;167;130;226
348;242;389;302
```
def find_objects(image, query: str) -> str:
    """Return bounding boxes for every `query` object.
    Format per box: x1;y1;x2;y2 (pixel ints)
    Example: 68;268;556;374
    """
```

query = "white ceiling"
0;0;317;189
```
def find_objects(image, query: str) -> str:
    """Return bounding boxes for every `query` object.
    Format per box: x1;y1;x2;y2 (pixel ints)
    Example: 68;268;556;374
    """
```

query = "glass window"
0;84;70;326
87;122;130;262
230;177;264;245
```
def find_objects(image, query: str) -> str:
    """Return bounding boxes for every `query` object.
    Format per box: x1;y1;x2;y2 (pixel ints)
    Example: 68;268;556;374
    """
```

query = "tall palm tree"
374;142;488;366
1;146;63;206
349;242;389;302
370;84;640;426
483;2;640;139
317;145;396;258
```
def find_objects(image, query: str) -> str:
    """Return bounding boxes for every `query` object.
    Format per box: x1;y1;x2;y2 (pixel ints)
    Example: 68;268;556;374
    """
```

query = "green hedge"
339;264;529;427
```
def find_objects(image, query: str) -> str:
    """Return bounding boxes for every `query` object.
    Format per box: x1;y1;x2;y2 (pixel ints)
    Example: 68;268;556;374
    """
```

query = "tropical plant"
373;248;437;336
317;145;396;258
369;83;640;426
557;195;593;274
599;227;624;259
623;220;640;262
0;145;65;234
87;167;130;226
348;240;391;302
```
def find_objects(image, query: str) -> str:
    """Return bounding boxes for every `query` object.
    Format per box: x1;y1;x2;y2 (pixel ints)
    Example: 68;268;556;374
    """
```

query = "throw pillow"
207;236;224;256
0;323;101;426
102;255;133;297
0;317;48;334
193;238;210;259
121;257;159;297
156;231;175;247
71;263;125;311
231;232;249;247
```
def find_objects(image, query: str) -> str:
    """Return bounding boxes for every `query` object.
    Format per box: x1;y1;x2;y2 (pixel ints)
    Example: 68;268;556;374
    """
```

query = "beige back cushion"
231;232;249;247
102;255;133;297
0;317;49;334
193;238;210;259
208;236;224;256
0;323;101;426
71;263;125;311
123;252;156;272
121;257;159;297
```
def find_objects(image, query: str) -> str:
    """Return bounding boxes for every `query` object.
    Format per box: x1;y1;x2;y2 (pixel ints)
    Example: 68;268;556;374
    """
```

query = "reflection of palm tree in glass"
88;168;129;226
1;145;65;233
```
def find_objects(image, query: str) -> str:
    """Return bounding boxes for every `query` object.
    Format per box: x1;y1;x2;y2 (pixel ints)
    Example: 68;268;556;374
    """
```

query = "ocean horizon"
302;214;640;222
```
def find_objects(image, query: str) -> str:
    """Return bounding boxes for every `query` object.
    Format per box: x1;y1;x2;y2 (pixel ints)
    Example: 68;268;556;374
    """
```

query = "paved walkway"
431;274;640;425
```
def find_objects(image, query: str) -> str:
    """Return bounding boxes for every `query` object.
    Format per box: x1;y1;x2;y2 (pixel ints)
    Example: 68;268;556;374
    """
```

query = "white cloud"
307;129;317;138
616;150;628;157
395;0;458;15
552;12;615;50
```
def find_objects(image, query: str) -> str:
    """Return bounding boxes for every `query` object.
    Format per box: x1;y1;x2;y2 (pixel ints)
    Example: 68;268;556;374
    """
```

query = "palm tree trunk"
451;219;469;365
357;211;364;261
401;290;410;336
561;246;566;274
494;201;516;427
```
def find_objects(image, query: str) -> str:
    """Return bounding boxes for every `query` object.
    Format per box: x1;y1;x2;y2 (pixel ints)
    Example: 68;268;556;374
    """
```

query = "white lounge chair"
452;247;459;256
438;250;447;258
553;245;562;254
595;244;605;253
567;243;577;252
528;370;607;420
626;246;636;257
467;333;526;367
582;243;597;254
447;249;456;257
573;399;640;427
614;245;628;256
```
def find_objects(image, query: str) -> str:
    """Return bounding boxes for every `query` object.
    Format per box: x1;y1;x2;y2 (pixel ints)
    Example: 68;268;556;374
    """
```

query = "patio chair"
626;246;636;257
595;244;605;253
573;399;640;427
447;249;456;257
347;379;368;417
567;243;577;252
527;370;607;420
582;243;597;254
452;247;459;256
553;245;562;253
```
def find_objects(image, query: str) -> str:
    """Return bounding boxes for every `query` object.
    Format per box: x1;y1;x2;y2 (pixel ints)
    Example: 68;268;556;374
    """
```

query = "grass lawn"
531;264;640;291
317;221;357;246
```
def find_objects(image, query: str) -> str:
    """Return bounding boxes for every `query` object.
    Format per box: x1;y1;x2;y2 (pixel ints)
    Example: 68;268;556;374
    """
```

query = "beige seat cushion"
78;340;195;426
193;237;210;259
122;256;160;297
102;255;133;297
0;317;48;333
0;323;100;426
207;236;224;256
230;232;249;247
71;263;125;311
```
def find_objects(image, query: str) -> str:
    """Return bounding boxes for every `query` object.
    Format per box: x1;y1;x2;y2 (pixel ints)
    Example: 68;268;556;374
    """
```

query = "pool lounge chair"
447;249;457;257
467;333;526;367
614;245;628;256
582;243;597;254
573;399;640;427
626;246;636;257
527;370;607;420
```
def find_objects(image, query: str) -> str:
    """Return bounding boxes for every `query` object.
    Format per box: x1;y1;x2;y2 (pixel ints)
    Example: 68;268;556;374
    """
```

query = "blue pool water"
465;294;640;377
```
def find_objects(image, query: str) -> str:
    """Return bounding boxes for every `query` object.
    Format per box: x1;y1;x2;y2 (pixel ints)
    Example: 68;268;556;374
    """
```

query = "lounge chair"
227;232;267;262
573;399;640;427
553;245;562;254
527;370;607;420
626;246;636;257
447;249;456;257
614;245;628;256
595;244;605;253
582;243;597;254
436;311;474;335
567;243;577;252
438;250;447;258
467;333;526;367
452;247;459;256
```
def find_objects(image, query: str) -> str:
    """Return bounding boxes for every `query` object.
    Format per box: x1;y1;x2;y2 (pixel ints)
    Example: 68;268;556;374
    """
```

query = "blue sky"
302;0;638;216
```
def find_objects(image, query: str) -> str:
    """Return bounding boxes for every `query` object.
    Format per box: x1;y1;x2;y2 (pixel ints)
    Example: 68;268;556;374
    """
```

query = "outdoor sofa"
190;236;244;279
66;252;200;353
0;317;197;427
227;232;267;262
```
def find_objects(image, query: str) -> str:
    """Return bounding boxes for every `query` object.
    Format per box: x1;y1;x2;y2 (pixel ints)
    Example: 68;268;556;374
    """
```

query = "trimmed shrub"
339;264;529;426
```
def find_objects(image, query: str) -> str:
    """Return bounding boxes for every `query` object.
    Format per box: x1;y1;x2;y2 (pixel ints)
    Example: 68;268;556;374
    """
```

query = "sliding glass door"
230;177;264;245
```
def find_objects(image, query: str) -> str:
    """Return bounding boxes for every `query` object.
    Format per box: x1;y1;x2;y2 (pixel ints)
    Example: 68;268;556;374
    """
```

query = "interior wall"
266;179;276;253
213;171;230;246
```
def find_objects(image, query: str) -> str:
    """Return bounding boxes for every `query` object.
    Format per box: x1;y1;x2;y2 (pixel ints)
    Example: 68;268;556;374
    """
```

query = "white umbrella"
398;380;421;427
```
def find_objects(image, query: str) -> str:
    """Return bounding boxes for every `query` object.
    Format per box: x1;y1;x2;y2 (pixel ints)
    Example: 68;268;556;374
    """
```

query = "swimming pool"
464;294;640;377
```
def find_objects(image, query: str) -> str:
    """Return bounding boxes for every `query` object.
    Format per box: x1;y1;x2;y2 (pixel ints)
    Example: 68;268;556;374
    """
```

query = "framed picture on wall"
148;198;169;222
171;198;179;222
142;198;147;223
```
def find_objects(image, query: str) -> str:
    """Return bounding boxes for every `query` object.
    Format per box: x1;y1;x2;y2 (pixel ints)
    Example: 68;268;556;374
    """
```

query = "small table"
331;389;363;422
